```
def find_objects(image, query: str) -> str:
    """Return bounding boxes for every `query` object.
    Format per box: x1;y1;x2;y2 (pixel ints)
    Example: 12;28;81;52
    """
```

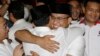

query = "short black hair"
84;0;100;7
30;5;51;26
0;0;2;5
50;3;72;16
37;0;56;5
8;1;24;19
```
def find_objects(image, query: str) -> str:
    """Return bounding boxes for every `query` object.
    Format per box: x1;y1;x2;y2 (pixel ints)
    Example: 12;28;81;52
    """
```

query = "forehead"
69;1;79;7
86;2;100;9
51;13;69;17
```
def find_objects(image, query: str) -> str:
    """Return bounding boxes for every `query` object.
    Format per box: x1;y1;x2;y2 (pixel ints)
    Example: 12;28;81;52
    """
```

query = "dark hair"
36;0;56;5
67;0;80;3
0;0;2;5
30;5;51;26
50;3;72;16
8;1;24;19
84;0;100;7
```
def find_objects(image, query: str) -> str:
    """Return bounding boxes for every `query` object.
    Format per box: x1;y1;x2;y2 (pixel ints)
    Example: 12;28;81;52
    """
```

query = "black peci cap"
50;3;72;16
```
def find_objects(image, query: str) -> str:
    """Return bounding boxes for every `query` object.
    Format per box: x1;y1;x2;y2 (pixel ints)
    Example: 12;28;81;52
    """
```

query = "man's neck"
85;20;95;27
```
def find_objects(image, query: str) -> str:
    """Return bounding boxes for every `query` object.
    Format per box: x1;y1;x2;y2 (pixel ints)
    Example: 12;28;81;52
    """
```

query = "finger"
50;44;59;52
51;44;59;50
51;40;60;45
15;44;23;49
66;54;72;56
46;44;59;53
30;51;39;56
46;47;55;53
44;35;54;38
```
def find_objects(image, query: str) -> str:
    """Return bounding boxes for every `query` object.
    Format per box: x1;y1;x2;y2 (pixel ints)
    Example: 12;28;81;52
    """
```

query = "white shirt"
23;27;66;56
23;26;85;56
71;20;79;25
79;23;100;56
0;39;13;56
24;7;29;19
8;19;33;49
64;26;85;56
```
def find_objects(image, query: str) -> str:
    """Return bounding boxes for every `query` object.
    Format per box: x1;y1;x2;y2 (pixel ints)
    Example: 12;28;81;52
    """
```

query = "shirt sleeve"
67;35;85;56
0;44;12;56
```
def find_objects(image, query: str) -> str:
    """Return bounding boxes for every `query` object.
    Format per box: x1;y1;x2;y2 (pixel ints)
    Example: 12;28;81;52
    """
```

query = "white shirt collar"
34;27;51;32
13;19;25;26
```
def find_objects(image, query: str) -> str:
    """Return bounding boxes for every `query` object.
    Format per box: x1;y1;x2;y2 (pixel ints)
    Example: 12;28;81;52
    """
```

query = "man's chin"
53;26;60;29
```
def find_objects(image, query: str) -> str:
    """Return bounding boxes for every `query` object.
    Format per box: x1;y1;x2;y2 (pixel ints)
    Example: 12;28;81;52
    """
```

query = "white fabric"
8;19;33;49
79;24;100;56
0;39;13;56
71;20;79;25
24;7;29;19
67;36;85;56
4;11;9;20
63;26;85;56
23;27;66;56
23;26;85;56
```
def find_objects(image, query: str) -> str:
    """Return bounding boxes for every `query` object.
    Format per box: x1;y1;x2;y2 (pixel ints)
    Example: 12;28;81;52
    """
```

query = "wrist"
34;36;42;45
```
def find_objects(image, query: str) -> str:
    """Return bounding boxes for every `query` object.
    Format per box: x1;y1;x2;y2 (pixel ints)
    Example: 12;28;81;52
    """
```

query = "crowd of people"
0;0;100;56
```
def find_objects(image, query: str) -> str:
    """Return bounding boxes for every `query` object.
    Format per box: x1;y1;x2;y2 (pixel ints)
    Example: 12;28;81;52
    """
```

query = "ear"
9;13;14;18
68;17;72;24
9;13;16;22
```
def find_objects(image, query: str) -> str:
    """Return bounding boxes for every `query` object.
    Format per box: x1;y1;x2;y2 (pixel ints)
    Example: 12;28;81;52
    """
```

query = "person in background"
0;17;12;56
68;0;82;25
0;17;38;56
79;0;100;56
0;0;10;17
8;1;33;49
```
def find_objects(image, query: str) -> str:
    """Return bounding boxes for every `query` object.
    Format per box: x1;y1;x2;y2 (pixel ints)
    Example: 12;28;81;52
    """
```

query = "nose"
53;18;59;24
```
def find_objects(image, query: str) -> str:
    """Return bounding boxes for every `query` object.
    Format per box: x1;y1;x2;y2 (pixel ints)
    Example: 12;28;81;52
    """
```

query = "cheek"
96;13;100;17
86;11;91;15
60;20;68;27
85;11;92;18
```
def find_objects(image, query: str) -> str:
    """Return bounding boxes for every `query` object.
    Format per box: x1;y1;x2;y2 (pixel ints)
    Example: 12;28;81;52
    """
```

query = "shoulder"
69;25;84;31
69;26;84;35
0;45;6;52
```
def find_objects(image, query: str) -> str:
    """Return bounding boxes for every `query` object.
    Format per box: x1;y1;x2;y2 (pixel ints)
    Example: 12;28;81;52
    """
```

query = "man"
8;1;33;49
0;17;26;56
17;3;85;56
68;0;82;25
79;0;100;56
0;17;37;56
0;17;12;56
49;4;85;56
23;5;65;56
